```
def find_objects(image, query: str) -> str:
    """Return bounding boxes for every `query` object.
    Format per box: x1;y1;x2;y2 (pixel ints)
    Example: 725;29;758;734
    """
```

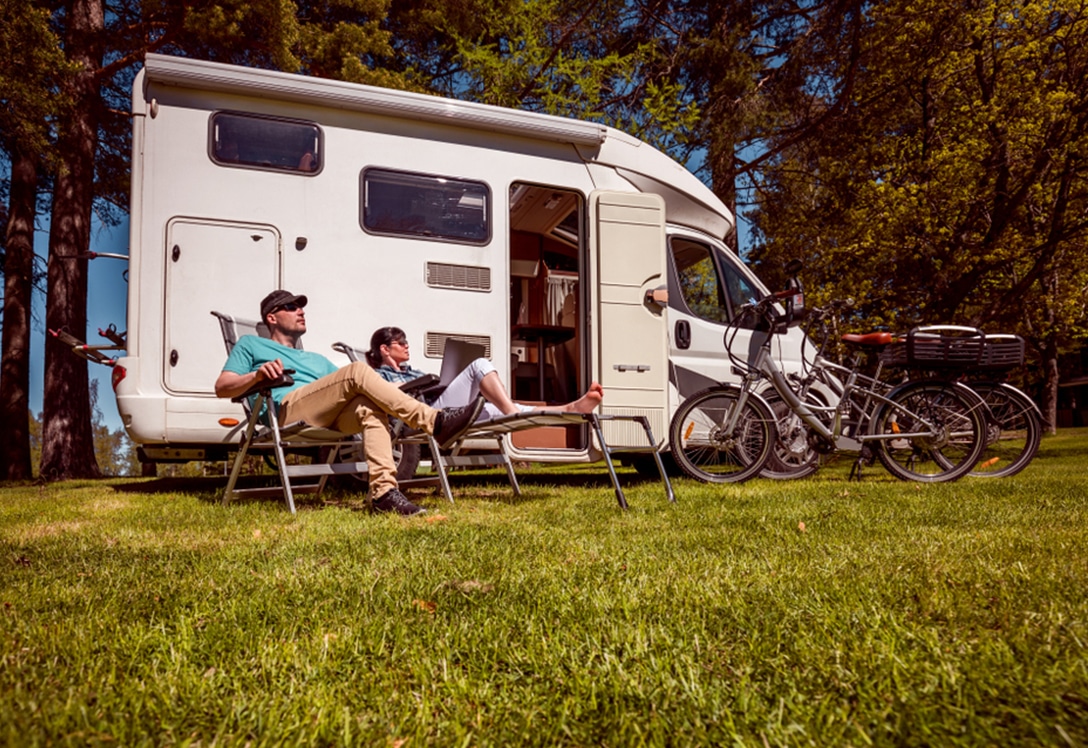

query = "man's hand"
215;358;284;399
255;358;285;382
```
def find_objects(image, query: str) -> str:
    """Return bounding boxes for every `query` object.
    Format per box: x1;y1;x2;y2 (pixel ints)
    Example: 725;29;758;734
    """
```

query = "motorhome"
112;53;806;467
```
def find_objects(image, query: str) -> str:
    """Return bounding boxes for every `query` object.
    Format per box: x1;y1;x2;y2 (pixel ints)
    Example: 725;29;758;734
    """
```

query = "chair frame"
212;311;438;513
332;338;674;509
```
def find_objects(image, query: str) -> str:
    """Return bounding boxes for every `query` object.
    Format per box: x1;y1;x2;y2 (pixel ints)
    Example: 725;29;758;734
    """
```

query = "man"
215;290;484;516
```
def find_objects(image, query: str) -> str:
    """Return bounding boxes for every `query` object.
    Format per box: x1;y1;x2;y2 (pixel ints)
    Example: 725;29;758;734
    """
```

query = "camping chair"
212;311;437;513
332;337;485;402
331;338;522;503
331;337;675;509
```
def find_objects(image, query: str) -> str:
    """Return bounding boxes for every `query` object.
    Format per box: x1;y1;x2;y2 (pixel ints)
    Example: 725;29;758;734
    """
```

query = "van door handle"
675;320;690;349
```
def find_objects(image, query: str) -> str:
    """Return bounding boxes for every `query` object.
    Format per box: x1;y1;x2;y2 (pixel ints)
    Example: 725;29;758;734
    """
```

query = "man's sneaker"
433;396;485;449
372;488;426;516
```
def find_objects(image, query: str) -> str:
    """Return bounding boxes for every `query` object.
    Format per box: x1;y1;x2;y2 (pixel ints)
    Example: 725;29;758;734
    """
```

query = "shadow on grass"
108;467;668;507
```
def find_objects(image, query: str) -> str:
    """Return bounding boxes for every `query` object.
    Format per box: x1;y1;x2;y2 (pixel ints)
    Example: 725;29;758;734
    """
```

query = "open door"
589;191;668;447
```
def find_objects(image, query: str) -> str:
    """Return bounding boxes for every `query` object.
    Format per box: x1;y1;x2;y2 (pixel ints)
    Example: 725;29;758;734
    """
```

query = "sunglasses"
276;302;304;313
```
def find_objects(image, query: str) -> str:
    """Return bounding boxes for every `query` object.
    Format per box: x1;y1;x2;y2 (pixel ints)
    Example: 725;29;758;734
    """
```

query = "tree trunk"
0;149;38;479
708;129;738;252
1041;337;1059;435
39;0;104;480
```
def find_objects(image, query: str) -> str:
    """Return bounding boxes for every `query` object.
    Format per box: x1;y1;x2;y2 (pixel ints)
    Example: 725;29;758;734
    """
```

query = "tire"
967;382;1042;478
868;380;985;482
668;386;775;483
758;388;823;480
623;452;682;479
395;442;422;482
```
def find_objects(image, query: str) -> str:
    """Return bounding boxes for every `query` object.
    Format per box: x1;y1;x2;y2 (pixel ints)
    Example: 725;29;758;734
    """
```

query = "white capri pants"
429;358;533;421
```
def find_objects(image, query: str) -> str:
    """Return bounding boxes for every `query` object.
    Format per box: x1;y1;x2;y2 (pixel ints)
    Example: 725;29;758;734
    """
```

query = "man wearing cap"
215;290;484;516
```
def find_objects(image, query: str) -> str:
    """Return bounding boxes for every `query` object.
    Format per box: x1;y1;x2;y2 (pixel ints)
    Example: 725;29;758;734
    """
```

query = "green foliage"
2;432;1087;743
159;0;414;88
89;380;138;477
0;0;76;156
387;0;700;152
27;408;41;473
25;385;139;478
747;0;1088;386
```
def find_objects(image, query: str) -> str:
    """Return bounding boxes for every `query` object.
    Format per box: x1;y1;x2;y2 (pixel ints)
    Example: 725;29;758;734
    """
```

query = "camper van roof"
143;54;607;145
141;54;735;239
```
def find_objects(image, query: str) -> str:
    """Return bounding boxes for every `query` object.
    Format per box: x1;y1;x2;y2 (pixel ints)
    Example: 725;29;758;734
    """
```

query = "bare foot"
565;382;604;413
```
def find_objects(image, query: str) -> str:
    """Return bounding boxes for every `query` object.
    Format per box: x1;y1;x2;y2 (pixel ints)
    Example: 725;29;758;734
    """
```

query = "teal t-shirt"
223;335;339;406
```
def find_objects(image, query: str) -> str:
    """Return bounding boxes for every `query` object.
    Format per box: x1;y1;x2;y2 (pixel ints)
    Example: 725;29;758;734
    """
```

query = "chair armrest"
398;373;441;398
231;369;296;403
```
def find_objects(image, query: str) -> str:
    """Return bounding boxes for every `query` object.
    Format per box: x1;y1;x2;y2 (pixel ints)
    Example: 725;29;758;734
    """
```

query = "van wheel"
395;443;422;481
623;453;680;479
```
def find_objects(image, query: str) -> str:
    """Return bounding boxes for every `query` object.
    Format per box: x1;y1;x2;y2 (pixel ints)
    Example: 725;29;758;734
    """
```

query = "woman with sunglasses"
365;326;603;420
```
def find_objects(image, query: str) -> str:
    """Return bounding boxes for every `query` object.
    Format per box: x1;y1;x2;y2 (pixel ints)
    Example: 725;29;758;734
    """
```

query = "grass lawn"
2;430;1087;746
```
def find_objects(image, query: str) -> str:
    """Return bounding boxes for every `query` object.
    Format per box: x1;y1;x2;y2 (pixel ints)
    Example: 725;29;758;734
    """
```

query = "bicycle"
966;379;1042;478
668;289;988;484
747;283;1041;481
876;329;1042;478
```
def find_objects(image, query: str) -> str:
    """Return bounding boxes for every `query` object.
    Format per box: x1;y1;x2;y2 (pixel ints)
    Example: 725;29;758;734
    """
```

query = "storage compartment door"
164;218;280;394
589;191;668;446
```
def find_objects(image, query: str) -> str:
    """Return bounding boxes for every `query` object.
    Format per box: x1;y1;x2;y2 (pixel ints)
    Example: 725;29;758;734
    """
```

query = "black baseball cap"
260;290;308;319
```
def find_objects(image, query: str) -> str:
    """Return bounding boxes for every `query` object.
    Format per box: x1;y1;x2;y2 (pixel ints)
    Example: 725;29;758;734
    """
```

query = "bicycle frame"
745;344;965;451
724;308;982;455
668;290;989;484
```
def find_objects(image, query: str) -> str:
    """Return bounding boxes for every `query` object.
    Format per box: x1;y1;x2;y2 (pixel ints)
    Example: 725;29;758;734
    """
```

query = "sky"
30;216;130;433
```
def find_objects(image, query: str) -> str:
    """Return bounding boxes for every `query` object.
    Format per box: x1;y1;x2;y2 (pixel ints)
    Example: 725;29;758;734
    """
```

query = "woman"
365;326;603;420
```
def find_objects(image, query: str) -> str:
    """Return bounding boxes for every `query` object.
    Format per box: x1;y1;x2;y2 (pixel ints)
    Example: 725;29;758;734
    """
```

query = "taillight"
111;364;127;391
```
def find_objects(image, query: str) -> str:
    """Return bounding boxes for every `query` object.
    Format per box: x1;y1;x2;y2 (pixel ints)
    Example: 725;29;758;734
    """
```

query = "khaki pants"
280;362;437;499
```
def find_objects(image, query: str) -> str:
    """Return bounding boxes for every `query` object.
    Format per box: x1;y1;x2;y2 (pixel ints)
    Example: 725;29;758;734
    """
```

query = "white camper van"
112;53;806;467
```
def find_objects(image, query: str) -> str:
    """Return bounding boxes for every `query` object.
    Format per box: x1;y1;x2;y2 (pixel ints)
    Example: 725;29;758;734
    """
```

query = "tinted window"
672;239;728;323
211;112;321;174
671;238;760;326
721;256;760;317
362;169;490;244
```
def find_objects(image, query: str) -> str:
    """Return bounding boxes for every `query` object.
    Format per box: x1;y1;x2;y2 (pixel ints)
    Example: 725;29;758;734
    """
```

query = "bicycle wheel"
967;382;1042;478
868;380;985;482
669;386;775;483
758;388;823;480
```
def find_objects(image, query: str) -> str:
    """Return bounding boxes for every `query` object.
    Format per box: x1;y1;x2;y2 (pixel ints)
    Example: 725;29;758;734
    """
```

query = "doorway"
508;182;584;448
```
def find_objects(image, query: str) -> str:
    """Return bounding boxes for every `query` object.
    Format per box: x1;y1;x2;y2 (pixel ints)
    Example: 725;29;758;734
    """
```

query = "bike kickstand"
849;459;864;481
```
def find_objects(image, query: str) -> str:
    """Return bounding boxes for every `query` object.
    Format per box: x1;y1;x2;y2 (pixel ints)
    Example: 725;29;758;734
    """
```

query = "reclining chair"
331;337;522;503
332;337;675;509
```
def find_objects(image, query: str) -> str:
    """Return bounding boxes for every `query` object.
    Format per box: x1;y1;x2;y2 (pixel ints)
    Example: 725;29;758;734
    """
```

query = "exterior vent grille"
599;407;666;449
425;262;491;292
424;332;492;360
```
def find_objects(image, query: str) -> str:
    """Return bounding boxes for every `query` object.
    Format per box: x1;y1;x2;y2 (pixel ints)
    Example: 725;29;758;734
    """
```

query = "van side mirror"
784;260;804;324
644;285;669;309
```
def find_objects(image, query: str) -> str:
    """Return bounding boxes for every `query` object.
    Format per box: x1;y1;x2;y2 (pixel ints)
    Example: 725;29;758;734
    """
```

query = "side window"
671;239;728;323
719;255;760;317
361;168;490;245
670;238;762;328
210;112;321;174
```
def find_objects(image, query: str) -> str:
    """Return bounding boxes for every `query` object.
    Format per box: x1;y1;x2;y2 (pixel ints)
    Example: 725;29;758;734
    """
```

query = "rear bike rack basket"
880;326;986;370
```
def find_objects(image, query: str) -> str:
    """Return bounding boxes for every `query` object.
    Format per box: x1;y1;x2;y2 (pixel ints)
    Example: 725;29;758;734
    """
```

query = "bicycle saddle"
841;332;894;347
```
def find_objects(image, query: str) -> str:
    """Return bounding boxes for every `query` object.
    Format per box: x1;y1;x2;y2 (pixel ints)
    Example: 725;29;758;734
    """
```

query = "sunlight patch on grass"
7;519;87;541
